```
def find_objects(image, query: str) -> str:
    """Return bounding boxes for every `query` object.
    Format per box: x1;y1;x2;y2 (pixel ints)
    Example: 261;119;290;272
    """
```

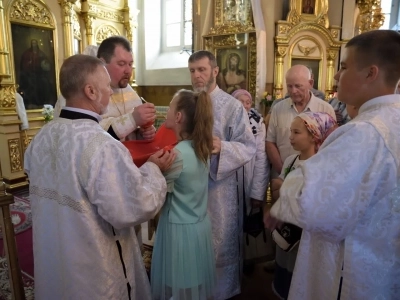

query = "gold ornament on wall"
96;25;120;44
8;139;22;173
298;44;317;56
0;86;16;108
10;0;55;27
356;0;385;34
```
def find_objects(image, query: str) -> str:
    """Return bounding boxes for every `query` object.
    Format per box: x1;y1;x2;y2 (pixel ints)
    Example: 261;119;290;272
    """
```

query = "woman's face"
237;94;252;112
289;117;314;152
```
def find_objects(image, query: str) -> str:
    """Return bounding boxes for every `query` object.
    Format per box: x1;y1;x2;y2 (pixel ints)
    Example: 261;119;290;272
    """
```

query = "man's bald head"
286;65;312;81
285;65;313;105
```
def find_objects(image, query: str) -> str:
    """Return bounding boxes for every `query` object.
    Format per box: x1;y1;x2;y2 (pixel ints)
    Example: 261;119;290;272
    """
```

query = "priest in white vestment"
188;51;256;299
267;30;400;300
54;37;155;141
24;54;175;300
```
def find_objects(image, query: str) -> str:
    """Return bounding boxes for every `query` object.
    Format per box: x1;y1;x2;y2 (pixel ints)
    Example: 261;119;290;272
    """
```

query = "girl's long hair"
174;89;214;164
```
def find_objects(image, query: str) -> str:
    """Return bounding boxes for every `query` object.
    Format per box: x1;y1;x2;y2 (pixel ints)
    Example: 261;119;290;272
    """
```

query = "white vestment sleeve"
249;122;269;201
210;106;256;181
271;122;397;243
81;135;167;229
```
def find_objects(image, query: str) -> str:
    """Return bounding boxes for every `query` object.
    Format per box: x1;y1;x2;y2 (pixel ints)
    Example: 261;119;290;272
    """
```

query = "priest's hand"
212;136;221;154
139;125;156;140
148;149;176;172
263;207;282;231
132;103;156;127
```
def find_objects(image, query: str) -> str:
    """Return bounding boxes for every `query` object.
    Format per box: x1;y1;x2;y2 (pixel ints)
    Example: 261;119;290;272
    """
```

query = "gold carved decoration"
213;35;237;47
95;25;120;44
210;0;255;35
286;0;329;28
274;0;341;97
209;21;255;35
72;11;81;40
8;139;22;173
10;0;55;28
0;85;16;108
356;0;385;34
298;44;317;56
88;4;124;23
22;131;32;153
277;47;288;57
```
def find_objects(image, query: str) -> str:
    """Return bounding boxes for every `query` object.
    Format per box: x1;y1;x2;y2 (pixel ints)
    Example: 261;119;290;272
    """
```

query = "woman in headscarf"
266;111;337;299
232;89;269;273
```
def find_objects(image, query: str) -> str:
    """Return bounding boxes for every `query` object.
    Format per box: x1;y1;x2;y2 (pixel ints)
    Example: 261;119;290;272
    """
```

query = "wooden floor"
232;262;280;300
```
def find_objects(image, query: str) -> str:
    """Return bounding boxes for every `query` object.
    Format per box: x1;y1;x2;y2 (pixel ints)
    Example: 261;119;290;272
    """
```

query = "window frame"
161;0;193;53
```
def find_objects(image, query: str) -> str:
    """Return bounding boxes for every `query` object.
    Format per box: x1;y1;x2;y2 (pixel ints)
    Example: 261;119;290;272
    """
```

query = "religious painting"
11;23;57;109
291;58;320;90
216;46;248;95
302;0;315;14
223;0;252;23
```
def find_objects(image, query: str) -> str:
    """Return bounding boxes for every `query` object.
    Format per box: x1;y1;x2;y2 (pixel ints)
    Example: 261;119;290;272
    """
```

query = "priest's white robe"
24;116;167;300
208;86;256;299
271;95;400;300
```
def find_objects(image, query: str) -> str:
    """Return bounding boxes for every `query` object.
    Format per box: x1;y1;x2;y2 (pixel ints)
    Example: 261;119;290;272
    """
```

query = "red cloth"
122;124;178;167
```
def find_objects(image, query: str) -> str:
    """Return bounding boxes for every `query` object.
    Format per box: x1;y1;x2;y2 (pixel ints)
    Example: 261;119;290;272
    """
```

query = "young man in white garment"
265;30;400;300
54;36;155;141
188;50;256;300
24;54;176;300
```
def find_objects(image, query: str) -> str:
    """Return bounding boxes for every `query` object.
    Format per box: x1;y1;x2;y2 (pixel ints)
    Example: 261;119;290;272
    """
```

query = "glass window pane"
380;0;392;14
166;0;182;24
184;21;192;46
166;23;181;47
184;0;192;21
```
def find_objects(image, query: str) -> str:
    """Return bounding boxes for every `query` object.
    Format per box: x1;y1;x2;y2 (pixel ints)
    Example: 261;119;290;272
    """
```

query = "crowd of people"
24;29;400;300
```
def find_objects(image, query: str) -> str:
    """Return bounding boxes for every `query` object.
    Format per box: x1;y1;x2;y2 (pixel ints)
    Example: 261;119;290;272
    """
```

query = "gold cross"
117;116;128;126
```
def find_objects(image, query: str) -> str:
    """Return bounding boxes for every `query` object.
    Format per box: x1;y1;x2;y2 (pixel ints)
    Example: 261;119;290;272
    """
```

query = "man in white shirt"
266;65;335;177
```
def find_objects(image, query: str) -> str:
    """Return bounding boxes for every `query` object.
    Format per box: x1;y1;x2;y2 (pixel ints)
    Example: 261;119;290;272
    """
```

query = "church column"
81;0;95;46
273;46;287;98
59;0;77;58
325;49;338;96
0;0;10;77
0;0;27;191
123;3;139;85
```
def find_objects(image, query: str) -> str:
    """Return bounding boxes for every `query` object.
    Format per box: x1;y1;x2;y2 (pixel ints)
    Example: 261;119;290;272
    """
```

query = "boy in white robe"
265;29;400;300
24;54;175;300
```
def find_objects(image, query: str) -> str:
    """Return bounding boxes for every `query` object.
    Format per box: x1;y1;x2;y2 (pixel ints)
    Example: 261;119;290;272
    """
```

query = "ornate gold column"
0;0;27;191
59;0;77;58
123;3;139;85
0;0;10;77
325;49;338;96
356;0;385;34
274;46;287;98
81;0;95;46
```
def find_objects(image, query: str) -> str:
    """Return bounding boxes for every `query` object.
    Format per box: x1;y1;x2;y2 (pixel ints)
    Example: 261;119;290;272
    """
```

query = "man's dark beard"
118;79;129;88
193;71;215;92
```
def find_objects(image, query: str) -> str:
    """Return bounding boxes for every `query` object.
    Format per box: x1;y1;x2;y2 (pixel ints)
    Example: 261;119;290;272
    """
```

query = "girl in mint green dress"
151;89;216;300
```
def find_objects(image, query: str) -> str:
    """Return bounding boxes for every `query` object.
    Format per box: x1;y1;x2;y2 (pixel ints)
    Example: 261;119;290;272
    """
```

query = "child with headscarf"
265;111;337;299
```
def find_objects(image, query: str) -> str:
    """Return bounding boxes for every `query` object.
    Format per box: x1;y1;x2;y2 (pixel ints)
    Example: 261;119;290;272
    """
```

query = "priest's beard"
193;73;215;93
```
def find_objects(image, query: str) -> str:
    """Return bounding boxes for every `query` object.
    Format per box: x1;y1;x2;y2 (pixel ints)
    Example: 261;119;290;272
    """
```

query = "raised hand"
139;125;156;140
132;103;156;127
148;149;176;172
